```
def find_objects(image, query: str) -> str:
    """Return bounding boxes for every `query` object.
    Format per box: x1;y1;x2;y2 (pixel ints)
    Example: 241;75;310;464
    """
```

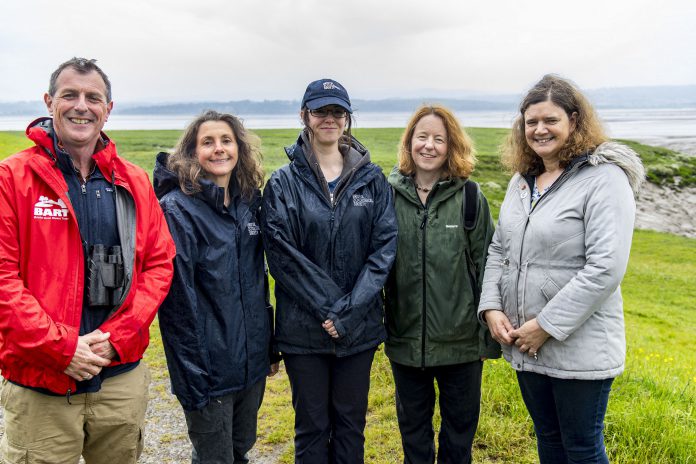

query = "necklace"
415;181;436;193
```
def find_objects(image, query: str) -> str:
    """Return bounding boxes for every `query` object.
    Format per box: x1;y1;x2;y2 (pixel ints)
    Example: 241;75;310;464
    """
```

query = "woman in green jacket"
385;105;500;463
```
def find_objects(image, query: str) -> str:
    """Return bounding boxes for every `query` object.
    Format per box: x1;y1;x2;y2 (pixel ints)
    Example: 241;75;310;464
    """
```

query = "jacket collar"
26;117;118;181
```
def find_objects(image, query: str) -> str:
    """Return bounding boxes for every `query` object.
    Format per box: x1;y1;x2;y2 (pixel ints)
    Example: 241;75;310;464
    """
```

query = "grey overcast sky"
1;0;695;103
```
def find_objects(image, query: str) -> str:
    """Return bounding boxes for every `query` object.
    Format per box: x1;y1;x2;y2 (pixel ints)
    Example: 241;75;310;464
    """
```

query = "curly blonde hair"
168;110;264;200
398;105;476;179
502;75;608;175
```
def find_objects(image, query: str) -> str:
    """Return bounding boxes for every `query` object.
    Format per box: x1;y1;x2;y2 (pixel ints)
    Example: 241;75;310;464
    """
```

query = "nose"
535;122;548;133
74;94;88;112
214;140;225;152
424;136;435;149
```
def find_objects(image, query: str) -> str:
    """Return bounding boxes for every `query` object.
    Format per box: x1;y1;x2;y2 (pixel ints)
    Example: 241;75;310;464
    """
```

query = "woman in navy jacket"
155;110;278;464
261;79;398;463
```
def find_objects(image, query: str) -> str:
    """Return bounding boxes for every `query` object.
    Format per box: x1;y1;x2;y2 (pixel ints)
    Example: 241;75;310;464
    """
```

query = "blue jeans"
183;379;265;464
391;360;482;464
516;372;613;464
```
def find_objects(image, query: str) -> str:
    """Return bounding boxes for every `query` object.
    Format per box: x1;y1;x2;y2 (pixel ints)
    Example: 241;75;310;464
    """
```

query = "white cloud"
0;0;694;102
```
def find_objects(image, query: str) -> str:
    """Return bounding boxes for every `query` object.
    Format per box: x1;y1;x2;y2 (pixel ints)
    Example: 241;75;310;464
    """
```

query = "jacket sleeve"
469;192;501;358
478;178;518;320
535;167;636;341
99;184;176;363
0;164;78;372
155;201;210;410
326;174;398;342
261;174;346;322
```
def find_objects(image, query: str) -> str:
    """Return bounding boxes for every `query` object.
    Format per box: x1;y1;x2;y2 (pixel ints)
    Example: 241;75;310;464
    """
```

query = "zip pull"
66;388;72;404
81;183;87;194
420;210;428;229
96;189;101;199
330;192;334;206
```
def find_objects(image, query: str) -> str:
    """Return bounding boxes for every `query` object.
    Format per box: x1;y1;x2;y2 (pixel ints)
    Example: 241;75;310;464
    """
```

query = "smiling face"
44;67;112;155
410;114;448;177
196;120;239;188
524;100;577;162
304;105;347;148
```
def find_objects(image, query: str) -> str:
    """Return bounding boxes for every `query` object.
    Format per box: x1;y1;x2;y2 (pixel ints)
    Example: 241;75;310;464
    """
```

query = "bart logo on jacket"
33;196;69;220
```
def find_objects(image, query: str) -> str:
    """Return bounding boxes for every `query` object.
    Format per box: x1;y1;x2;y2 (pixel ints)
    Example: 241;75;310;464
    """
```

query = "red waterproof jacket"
0;118;176;394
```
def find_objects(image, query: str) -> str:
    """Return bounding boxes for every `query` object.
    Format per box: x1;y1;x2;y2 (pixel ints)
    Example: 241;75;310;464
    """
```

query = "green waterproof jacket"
385;167;501;367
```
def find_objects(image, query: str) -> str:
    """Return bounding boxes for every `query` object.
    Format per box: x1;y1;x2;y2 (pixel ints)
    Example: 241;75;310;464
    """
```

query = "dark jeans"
390;360;483;464
516;371;614;464
283;349;376;464
183;379;266;464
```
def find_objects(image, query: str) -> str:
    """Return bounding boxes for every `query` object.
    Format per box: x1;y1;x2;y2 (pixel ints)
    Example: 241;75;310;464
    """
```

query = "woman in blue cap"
261;79;398;463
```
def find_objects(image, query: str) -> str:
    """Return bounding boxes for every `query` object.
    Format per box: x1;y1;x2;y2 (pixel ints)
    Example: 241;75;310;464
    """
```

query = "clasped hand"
484;311;550;357
64;329;116;382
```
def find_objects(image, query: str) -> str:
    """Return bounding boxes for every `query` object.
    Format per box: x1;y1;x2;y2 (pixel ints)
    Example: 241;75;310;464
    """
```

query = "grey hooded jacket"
478;142;645;380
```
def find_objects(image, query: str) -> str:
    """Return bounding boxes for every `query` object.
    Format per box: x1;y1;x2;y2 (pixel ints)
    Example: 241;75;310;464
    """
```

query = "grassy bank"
1;128;695;462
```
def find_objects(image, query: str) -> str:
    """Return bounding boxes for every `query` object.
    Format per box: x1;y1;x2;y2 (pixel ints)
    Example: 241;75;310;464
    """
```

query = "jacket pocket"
540;277;561;302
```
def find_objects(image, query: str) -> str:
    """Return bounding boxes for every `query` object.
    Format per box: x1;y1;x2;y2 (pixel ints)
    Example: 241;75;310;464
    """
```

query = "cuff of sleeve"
536;313;567;342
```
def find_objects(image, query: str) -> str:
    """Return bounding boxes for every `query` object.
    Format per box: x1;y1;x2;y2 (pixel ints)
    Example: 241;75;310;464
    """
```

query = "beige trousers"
1;363;150;464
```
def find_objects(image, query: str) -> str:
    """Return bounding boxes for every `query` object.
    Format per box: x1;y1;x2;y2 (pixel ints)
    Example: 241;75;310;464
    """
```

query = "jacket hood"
153;151;243;213
388;166;468;207
153;151;180;199
286;129;371;168
588;141;645;195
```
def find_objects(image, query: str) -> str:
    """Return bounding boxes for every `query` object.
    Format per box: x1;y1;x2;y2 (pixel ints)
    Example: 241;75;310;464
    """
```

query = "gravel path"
0;373;287;463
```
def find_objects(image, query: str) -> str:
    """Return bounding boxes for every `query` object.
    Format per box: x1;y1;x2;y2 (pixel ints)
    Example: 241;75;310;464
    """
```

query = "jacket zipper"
419;207;428;368
514;170;572;359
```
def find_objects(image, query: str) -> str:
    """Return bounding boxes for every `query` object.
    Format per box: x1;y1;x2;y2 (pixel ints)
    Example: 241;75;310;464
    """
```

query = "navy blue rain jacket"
261;134;398;356
154;152;272;411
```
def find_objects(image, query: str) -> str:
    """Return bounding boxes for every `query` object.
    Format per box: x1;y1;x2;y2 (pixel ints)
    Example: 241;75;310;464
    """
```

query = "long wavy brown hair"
168;110;264;200
502;75;608;175
398;105;476;179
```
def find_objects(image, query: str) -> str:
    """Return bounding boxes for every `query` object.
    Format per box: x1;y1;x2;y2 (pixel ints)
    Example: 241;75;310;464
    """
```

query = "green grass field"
1;127;694;463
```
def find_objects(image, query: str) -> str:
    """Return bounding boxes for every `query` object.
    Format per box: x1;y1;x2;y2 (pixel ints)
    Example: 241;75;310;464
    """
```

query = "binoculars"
87;244;125;307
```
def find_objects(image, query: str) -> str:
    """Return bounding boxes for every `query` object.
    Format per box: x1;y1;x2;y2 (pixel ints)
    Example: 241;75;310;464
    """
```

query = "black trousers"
283;349;376;464
390;360;483;464
183;379;265;464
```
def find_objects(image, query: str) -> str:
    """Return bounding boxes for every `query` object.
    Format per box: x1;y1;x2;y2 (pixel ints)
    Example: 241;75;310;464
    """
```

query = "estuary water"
2;107;695;155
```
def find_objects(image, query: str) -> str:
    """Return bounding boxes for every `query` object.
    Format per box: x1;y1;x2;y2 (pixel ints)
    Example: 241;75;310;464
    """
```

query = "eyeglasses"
309;108;348;119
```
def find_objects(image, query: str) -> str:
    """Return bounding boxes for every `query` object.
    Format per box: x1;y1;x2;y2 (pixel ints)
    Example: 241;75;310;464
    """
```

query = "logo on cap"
323;82;341;90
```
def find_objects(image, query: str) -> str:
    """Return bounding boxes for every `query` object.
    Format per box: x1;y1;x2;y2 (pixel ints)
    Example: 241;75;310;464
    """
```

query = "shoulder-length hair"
397;105;476;179
167;110;264;200
503;74;608;175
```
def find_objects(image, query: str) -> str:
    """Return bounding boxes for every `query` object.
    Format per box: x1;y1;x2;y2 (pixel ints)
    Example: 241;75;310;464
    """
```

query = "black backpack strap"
462;180;479;231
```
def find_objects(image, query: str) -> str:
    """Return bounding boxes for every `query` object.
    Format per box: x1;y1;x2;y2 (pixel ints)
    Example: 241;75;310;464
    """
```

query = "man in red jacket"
0;58;176;463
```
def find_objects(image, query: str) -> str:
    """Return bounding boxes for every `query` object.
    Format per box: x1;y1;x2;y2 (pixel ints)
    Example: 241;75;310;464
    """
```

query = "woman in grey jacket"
478;75;644;464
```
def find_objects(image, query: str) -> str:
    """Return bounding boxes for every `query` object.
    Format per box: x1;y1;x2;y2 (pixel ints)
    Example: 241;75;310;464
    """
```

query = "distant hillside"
2;85;695;116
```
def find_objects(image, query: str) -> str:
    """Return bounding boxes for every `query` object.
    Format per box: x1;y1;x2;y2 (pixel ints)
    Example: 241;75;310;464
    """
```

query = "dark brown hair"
168;110;263;200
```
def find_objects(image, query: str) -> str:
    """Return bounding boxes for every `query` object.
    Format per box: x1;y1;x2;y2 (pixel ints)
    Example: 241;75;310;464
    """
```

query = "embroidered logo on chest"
247;222;260;236
33;196;69;221
352;194;373;207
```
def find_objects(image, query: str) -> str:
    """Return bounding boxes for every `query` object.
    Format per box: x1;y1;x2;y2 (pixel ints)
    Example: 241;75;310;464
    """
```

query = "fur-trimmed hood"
589;141;645;195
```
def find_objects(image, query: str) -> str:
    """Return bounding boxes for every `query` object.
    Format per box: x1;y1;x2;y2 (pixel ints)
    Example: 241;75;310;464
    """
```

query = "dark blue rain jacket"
154;152;272;411
261;133;397;356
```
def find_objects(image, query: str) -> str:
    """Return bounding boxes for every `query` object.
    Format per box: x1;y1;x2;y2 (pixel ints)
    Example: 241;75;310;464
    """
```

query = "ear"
43;93;54;116
105;100;114;121
569;111;578;133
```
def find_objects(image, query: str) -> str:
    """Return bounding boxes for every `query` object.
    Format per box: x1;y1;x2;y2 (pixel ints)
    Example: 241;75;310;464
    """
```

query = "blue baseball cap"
301;78;352;113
